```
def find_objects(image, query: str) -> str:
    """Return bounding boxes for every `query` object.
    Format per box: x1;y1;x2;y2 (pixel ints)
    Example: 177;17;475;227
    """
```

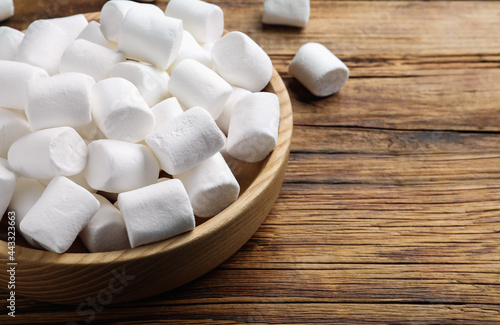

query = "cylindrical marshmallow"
91;78;155;143
216;87;252;135
38;169;96;193
80;194;131;253
175;153;239;218
60;39;125;81
227;92;280;163
167;30;212;74
0;108;30;158
19;176;100;253
146;106;226;175
165;0;223;44
118;7;183;70
48;14;89;42
289;42;349;97
0;0;14;22
151;97;184;129
8;127;88;179
262;0;310;27
169;59;232;119
77;21;113;49
0;60;49;110
211;31;273;92
85;139;160;193
117;179;195;248
0;27;24;60
25;72;95;131
0;158;16;219
109;61;170;107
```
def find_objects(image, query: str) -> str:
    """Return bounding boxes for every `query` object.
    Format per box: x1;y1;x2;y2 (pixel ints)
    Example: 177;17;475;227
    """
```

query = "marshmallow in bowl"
0;27;23;60
0;158;16;219
48;14;89;41
77;21;114;49
262;0;310;28
167;30;212;74
0;108;30;158
216;86;252;135
0;0;14;22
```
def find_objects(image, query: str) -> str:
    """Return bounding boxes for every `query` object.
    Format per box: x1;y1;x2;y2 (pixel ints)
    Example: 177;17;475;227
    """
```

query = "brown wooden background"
2;0;500;324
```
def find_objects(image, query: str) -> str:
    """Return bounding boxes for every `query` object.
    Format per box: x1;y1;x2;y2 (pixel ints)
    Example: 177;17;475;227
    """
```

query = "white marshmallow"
151;97;184;129
0;158;16;219
169;59;232;119
109;61;170;107
167;30;212;74
48;14;88;41
289;42;349;97
227;92;280;162
175;153;239;218
117;179;195;248
216;87;251;135
74;120;99;141
0;0;14;22
0;27;23;60
0;108;30;158
91;78;155;143
165;0;223;44
25;72;95;131
118;7;183;70
85;139;160;193
8;127;88;179
80;194;130;253
211;31;273;92
77;21;113;49
19;176;100;253
39;169;96;193
60;39;125;81
0;60;49;110
262;0;310;27
146;106;226;175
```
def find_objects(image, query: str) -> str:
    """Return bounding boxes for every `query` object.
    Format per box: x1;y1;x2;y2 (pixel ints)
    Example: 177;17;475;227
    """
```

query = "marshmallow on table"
151;97;184;129
77;21;114;49
227;92;280;163
167;30;212;74
0;0;14;22
262;0;310;27
216;87;252;135
20;176;100;254
85;139;160;193
175;153;239;218
169;59;232;119
165;0;223;44
289;42;349;97
146;106;226;175
118;7;183;70
25;72;95;131
0;27;24;60
0;108;30;158
109;61;170;107
80;194;130;253
211;31;273;92
0;60;49;110
8;127;88;179
118;179;195;248
60;39;125;81
91;78;155;143
0;158;16;220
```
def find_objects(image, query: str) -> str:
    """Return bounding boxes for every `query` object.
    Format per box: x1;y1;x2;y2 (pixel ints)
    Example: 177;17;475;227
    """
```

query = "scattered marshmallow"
151;97;184;129
146;106;226;175
25;72;95;131
118;178;195;248
77;21;114;49
262;0;310;27
80;194;131;252
169;59;232;119
8;127;88;179
0;0;14;22
0;27;23;60
85;139;160;193
167;30;212;73
211;31;273;92
0;158;16;219
216;87;252;135
227;92;280;162
175;153;239;218
19;176;100;253
289;42;349;97
165;0;224;44
91;78;155;143
0;108;30;158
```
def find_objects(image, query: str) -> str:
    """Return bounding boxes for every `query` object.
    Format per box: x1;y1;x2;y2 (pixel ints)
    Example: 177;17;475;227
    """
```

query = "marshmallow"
167;30;212;74
91;78;155;143
38;169;96;193
74;120;99;140
0;158;16;219
262;0;310;27
48;14;88;41
0;60;49;110
289;42;349;97
227;92;280;162
77;21;114;49
211;31;273;92
8;127;88;179
19;176;100;253
85;139;160;193
25;72;95;131
169;59;232;119
60;39;125;81
109;61;170;107
117;179;195;248
0;108;30;158
80;194;131;252
0;27;23;60
165;0;223;44
118;7;183;70
0;0;14;22
151;97;184;129
175;153;239;218
216;87;252;135
146;106;226;175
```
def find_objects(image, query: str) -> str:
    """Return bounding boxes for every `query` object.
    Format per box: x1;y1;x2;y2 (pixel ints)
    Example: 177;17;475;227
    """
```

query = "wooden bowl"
0;13;293;304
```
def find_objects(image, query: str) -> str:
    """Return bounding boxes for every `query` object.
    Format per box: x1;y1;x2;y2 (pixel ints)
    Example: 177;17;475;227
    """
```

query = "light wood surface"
1;0;500;324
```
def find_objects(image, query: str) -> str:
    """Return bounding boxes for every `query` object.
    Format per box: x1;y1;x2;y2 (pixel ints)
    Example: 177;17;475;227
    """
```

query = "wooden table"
2;0;500;323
